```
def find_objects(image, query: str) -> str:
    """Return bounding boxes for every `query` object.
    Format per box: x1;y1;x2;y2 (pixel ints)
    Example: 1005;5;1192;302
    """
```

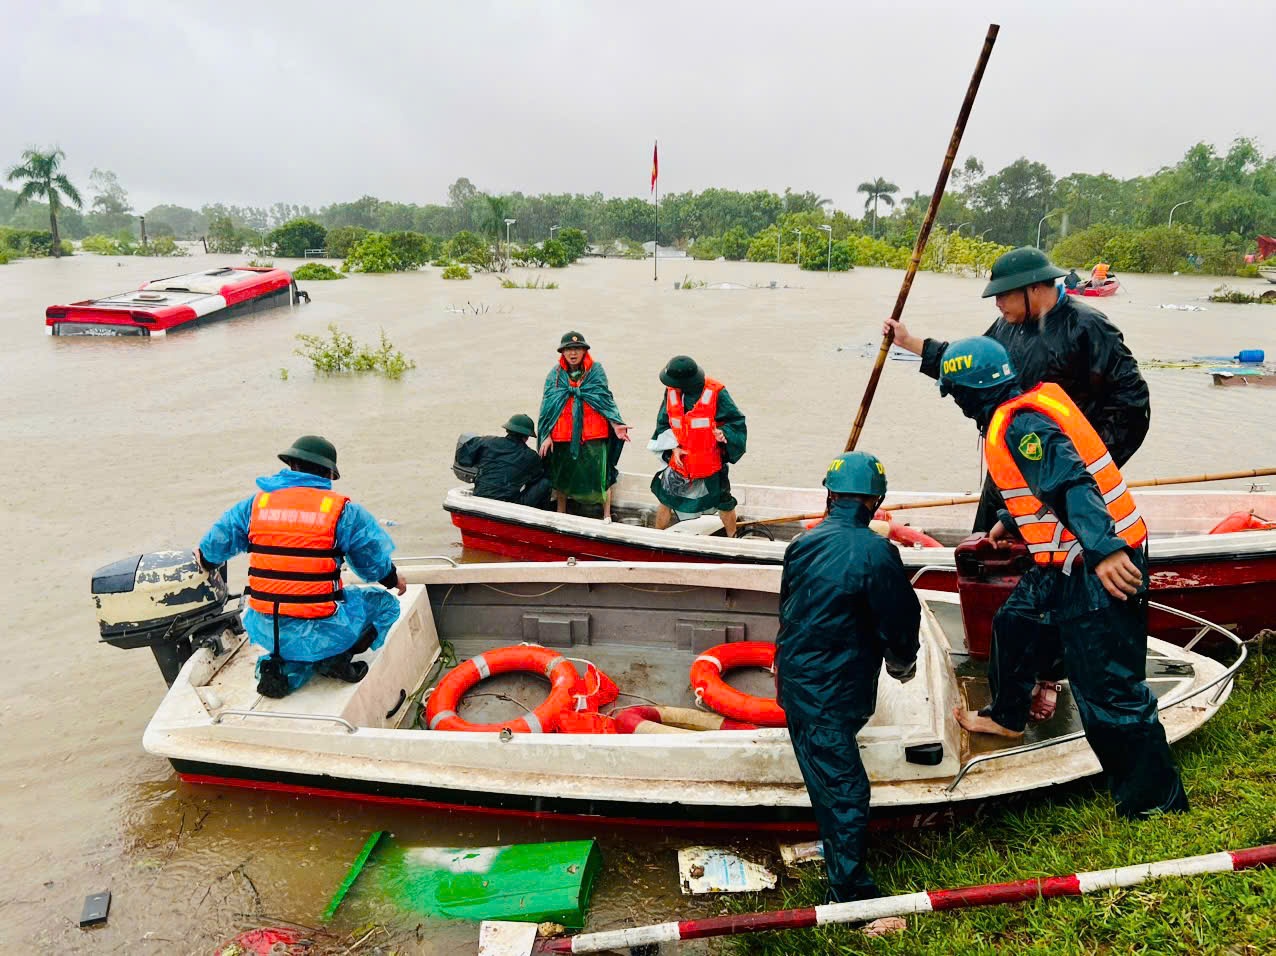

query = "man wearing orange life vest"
650;355;748;537
196;435;406;699
939;337;1187;819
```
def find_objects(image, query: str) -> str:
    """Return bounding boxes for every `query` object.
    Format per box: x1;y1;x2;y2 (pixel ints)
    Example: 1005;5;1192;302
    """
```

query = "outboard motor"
93;550;243;686
452;432;479;483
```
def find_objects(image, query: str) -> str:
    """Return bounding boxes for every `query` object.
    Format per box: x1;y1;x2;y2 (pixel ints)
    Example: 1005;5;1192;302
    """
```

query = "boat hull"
447;488;1276;643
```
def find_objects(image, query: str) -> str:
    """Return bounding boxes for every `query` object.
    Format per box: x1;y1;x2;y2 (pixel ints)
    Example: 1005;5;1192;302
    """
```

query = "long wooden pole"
845;23;999;452
738;467;1276;528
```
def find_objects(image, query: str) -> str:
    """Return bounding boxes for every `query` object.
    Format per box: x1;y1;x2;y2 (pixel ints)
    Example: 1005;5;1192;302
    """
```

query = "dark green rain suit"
968;384;1188;819
775;499;921;902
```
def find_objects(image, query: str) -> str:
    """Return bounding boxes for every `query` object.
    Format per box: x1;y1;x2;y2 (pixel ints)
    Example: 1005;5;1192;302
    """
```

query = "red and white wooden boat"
1065;278;1120;297
446;473;1276;644
46;266;303;337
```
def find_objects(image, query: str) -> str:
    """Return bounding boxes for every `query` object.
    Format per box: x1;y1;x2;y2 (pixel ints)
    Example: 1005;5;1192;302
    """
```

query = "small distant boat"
1066;278;1120;298
1259;266;1276;284
45;266;305;337
1212;370;1276;388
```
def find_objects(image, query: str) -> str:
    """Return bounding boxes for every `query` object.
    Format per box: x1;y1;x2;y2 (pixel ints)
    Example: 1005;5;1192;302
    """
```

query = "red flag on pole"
651;141;659;193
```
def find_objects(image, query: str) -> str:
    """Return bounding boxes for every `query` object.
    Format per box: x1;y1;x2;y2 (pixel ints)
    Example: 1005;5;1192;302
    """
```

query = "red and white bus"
45;266;306;337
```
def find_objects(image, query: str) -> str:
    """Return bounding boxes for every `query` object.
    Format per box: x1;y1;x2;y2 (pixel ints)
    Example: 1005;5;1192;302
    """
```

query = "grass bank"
726;636;1275;955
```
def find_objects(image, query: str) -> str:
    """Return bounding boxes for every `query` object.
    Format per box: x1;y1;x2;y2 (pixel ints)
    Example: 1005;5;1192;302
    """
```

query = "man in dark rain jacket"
775;452;920;931
454;414;552;509
939;336;1187;820
886;246;1149;721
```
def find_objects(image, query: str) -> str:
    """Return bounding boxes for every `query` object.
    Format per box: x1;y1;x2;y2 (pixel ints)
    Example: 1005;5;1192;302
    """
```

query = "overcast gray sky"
5;0;1274;213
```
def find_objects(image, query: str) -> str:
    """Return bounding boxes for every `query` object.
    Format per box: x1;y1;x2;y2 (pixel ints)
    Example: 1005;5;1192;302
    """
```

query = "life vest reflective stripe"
246;486;348;618
549;353;612;443
667;377;725;480
985;382;1147;572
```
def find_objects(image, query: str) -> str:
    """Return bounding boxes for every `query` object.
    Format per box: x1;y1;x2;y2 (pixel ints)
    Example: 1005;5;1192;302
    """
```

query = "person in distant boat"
1091;261;1111;286
938;337;1187;820
775;451;920;934
1064;268;1081;290
650;355;748;537
195;435;406;699
537;331;631;521
455;414;552;509
884;246;1149;721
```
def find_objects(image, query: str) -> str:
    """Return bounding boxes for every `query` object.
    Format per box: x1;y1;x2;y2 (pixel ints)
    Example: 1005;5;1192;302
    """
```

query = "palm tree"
481;193;511;268
857;178;899;237
7;147;82;257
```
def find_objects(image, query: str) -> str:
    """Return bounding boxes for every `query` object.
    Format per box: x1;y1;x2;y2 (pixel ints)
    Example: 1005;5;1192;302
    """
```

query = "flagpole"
652;139;659;282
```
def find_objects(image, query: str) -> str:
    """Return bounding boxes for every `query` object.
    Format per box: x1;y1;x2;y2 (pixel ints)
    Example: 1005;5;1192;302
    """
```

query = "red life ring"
1208;510;1276;534
426;645;578;733
689;642;787;727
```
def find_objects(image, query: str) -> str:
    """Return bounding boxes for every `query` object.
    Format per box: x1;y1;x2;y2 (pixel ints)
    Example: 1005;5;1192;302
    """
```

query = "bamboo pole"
531;844;1276;954
845;23;999;452
738;466;1276;528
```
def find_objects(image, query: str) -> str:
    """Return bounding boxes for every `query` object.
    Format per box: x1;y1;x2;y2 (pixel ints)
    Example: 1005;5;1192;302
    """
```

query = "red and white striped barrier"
533;844;1276;954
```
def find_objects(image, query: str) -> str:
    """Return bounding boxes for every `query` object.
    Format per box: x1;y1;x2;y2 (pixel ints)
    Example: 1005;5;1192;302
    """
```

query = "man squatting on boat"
886;246;1151;723
455;414;553;509
195;435;406;699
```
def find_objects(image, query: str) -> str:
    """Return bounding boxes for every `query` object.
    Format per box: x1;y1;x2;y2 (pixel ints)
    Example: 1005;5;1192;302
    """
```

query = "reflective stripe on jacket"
246;486;349;618
667;377;724;480
986;382;1146;571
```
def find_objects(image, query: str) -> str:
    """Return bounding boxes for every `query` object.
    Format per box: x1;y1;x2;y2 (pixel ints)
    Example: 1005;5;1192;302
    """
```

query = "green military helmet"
659;354;705;390
981;246;1068;298
502;413;536;438
557;331;590;351
279;434;340;479
938;336;1017;396
823;451;888;497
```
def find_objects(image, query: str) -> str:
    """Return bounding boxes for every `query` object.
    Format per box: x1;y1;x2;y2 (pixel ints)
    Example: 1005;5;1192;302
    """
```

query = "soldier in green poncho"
649;355;747;536
537;331;630;520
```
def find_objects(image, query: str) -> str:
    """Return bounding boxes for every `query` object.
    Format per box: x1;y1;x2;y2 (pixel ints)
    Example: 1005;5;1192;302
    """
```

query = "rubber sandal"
1028;681;1063;722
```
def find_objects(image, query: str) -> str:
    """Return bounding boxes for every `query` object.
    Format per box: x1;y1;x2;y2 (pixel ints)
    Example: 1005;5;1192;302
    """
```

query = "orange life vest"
667;377;725;480
246;486;348;618
1092;262;1110;282
549;352;611;443
985;382;1147;572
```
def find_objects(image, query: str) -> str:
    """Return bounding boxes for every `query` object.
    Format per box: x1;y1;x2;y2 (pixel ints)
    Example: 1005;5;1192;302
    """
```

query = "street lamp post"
793;229;802;271
818;224;832;272
954;221;971;235
549;224;560;241
1036;211;1059;249
1168;200;1193;227
503;218;516;269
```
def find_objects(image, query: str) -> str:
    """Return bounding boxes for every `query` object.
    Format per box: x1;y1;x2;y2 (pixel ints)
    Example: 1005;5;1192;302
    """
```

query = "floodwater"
1;253;1273;953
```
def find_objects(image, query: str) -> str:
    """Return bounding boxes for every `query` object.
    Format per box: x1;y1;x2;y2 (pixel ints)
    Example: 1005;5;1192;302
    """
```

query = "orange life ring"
689;642;787;727
1208;510;1276;534
426;644;578;733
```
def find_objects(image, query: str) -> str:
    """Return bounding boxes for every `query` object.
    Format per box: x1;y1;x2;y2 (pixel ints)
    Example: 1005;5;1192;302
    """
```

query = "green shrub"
386;231;437;269
324;225;370;259
267;218;327;257
499;275;557;289
446;231;492;270
720;226;750;260
294;324;416;379
557;227;588;262
343;234;398;273
0;246;13;265
82;234;131;255
541;237;570;268
689;237;721;260
1208;285;1276;304
442;264;471;280
0;228;54;255
147;236;187;257
292;262;345;280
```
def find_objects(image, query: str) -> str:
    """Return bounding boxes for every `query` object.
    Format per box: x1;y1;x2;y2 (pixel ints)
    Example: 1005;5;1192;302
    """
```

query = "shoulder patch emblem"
1018;432;1043;461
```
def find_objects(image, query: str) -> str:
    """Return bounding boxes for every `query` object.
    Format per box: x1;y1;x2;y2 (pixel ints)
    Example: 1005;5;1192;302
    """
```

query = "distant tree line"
5;139;1275;273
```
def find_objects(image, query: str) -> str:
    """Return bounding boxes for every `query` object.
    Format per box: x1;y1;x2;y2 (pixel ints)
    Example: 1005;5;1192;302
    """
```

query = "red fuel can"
953;533;1030;658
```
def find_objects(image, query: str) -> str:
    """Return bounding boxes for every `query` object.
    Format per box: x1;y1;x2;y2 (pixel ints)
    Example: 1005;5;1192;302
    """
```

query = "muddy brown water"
2;253;1273;953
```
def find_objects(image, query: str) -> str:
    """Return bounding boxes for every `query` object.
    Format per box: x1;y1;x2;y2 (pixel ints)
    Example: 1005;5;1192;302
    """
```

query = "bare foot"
1028;681;1062;722
862;917;907;937
953;706;1024;739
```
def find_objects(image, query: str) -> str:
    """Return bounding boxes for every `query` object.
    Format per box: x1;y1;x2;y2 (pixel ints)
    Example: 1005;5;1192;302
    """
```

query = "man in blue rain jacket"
196;435;405;698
